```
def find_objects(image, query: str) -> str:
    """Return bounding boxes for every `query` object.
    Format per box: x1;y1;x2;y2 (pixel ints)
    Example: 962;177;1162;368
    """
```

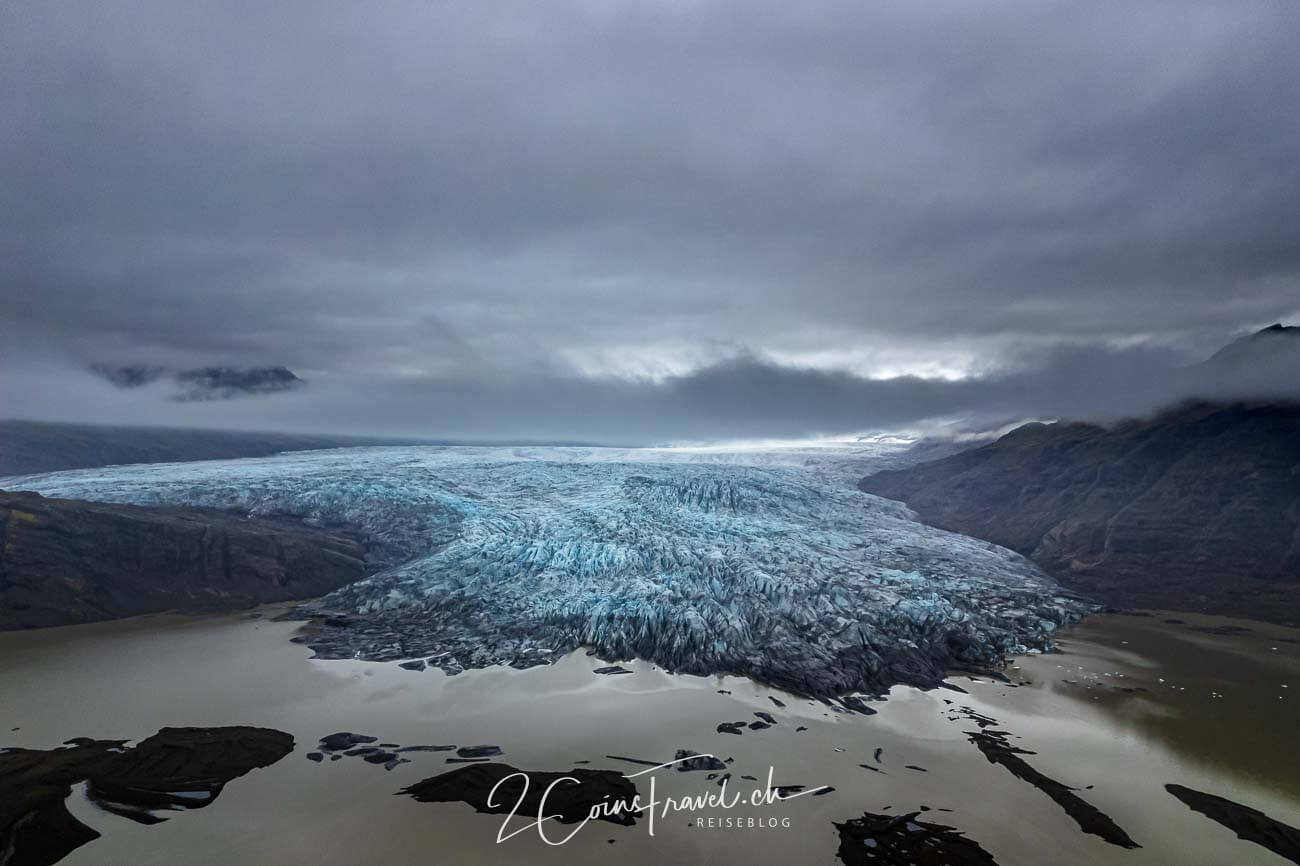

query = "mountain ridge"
858;401;1300;624
0;489;368;629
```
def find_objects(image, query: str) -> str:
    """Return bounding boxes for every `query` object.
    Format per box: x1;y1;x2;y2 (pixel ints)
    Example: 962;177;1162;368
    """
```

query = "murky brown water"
1;609;1296;866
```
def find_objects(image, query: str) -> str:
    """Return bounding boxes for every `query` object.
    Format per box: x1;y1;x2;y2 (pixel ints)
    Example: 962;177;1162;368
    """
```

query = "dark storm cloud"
2;0;1299;439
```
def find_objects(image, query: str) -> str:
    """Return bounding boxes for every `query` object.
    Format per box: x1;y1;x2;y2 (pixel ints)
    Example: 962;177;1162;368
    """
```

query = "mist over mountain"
0;420;436;477
860;400;1300;624
4;326;1298;443
89;364;305;401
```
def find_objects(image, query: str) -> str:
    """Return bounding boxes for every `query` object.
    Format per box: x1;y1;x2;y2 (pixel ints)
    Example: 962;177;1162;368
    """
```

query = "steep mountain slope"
1201;323;1300;370
0;490;367;629
859;403;1300;623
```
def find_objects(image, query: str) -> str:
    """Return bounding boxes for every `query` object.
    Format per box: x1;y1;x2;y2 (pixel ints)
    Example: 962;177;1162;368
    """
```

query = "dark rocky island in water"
1165;784;1300;865
0;726;293;866
399;762;640;826
833;810;1002;865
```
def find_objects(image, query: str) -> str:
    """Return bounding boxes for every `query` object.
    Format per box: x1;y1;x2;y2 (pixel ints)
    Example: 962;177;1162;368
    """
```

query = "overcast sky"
3;1;1299;442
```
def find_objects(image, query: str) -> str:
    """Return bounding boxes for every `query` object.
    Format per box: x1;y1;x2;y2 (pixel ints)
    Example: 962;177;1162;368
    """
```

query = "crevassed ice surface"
2;443;1086;696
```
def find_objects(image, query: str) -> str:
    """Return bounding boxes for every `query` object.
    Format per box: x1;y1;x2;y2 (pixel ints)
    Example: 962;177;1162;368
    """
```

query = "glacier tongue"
3;444;1088;696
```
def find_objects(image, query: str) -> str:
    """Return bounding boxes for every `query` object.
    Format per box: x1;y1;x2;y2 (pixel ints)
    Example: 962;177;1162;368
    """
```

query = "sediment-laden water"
1;609;1295;866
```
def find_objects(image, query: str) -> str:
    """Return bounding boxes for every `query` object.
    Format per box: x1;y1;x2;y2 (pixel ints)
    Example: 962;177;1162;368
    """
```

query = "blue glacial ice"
2;443;1088;695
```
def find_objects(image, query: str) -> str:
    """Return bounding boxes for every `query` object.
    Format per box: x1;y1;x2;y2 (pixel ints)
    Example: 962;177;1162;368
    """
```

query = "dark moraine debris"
674;750;727;772
962;709;1000;729
399;763;640;826
834;810;1001;866
1189;624;1253;636
398;659;427;672
446;757;491;764
967;729;1139;848
395;745;456;753
607;755;661;767
938;682;969;694
593;665;635;675
717;722;746;736
748;721;771;731
873;747;884;763
306;752;324;762
0;726;293;866
769;696;787;708
859;764;885;774
319;732;378;752
796;726;808;732
456;745;503;758
1165;784;1300;865
754;711;778;725
839;695;878;715
904;765;928;772
362;751;399;764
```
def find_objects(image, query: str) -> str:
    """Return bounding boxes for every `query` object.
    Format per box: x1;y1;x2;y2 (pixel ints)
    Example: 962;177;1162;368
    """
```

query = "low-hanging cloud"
3;0;1299;441
3;338;1296;444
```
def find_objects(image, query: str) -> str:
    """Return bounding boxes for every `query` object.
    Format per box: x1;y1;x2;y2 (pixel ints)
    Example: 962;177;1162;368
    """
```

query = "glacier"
1;442;1088;696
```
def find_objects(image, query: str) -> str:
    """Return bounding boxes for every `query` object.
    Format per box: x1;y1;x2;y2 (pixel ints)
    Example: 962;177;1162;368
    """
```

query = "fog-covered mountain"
860;402;1300;624
1201;323;1300;370
0;420;438;477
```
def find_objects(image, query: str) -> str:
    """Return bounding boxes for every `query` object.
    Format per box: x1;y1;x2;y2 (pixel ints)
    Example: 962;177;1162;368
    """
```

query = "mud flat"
0;608;1295;866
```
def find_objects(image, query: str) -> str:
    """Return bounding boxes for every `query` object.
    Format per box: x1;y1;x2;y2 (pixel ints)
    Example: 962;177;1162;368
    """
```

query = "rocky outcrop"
0;490;367;629
1165;784;1300;865
834;811;1002;865
0;726;293;866
859;402;1300;624
966;728;1139;848
398;762;640;826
